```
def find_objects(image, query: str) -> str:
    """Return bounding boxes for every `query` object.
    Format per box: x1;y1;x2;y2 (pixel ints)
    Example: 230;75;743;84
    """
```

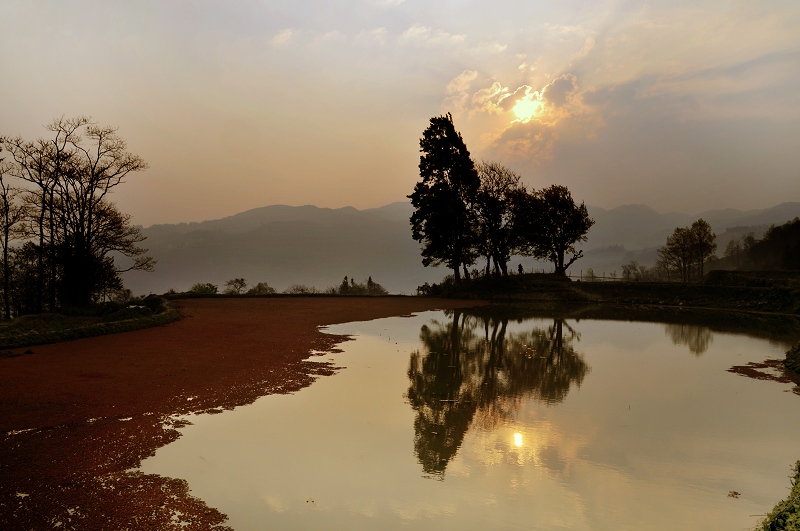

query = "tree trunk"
2;223;9;320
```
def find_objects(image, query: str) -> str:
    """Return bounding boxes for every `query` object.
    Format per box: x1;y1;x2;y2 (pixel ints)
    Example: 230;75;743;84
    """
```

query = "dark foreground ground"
0;297;480;530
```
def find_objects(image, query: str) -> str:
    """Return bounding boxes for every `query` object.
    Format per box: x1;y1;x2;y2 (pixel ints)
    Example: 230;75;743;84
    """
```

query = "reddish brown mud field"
0;297;480;530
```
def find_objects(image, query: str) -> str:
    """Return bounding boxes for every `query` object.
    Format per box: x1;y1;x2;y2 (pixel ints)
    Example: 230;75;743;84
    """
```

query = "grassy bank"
759;461;800;531
0;297;181;351
423;270;800;315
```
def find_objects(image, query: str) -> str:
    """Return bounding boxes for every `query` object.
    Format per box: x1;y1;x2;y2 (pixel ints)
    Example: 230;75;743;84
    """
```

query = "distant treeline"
729;218;800;270
182;276;389;296
619;217;800;282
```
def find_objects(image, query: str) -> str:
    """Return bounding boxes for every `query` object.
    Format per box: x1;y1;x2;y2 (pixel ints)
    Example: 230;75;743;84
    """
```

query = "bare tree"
724;232;755;268
621;261;641;281
224;278;247;295
1;117;151;309
475;161;522;277
658;220;716;282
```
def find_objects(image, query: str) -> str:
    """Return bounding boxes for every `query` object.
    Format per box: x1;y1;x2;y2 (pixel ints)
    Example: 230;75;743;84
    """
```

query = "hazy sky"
2;1;799;226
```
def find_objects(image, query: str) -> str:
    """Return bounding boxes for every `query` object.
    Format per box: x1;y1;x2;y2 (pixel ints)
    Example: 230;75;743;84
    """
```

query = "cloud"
355;27;388;47
401;24;465;46
312;31;346;46
271;28;294;47
541;74;579;108
544;23;588;37
469;41;508;55
485;119;559;163
471;82;511;115
443;70;478;113
574;36;595;59
446;71;595;163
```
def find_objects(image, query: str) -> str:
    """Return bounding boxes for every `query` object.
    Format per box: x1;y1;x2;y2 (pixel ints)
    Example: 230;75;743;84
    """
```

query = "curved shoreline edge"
0;297;482;529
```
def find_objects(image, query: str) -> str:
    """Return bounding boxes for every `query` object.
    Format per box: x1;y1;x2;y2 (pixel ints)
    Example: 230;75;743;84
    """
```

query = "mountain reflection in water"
407;310;589;477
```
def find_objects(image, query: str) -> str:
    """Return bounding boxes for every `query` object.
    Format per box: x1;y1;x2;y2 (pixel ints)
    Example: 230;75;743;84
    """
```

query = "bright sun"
513;98;543;123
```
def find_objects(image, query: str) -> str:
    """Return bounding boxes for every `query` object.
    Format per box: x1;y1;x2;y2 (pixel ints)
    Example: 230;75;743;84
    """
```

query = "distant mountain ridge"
585;202;800;250
122;201;800;295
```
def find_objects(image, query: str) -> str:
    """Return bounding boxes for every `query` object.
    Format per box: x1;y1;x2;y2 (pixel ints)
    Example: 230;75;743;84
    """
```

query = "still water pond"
140;309;800;530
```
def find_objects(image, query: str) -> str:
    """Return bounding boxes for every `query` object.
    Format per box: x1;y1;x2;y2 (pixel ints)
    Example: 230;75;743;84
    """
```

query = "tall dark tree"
690;218;716;278
409;114;480;281
658;227;694;282
475;161;522;277
0;154;28;319
658;220;716;282
513;184;594;275
1;127;63;312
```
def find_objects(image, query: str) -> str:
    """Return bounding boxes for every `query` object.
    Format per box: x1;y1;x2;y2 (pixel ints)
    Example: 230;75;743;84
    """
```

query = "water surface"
139;309;800;530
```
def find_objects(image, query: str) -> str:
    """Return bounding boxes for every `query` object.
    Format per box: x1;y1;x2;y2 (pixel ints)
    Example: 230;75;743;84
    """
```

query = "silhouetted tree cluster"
621;261;646;281
512;184;595;275
656;219;716;282
475;161;521;277
723;232;756;269
746;218;800;270
0;117;153;315
409;114;594;279
329;275;389;296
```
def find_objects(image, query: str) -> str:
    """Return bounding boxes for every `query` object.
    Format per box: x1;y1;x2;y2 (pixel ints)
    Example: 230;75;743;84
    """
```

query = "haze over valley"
123;200;800;295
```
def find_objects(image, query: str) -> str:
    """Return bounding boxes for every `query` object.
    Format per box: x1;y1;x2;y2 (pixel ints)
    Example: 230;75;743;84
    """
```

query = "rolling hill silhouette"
122;202;800;294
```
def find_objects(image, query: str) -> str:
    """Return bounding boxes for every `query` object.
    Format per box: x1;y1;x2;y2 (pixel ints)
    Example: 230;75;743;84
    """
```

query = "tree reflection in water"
406;310;590;477
664;323;713;355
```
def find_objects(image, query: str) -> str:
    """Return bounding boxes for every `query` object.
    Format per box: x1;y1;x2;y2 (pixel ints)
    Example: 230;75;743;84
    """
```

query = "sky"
1;0;799;226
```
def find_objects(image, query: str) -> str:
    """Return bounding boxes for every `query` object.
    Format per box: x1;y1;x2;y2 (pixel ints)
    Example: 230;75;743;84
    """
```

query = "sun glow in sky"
1;1;799;225
512;98;543;123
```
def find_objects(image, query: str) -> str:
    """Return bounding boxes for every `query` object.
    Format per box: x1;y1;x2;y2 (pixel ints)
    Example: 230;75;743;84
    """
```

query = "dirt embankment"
0;297;479;530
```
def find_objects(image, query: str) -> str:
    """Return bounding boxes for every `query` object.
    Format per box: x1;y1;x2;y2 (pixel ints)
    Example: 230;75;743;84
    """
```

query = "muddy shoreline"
0;297;480;530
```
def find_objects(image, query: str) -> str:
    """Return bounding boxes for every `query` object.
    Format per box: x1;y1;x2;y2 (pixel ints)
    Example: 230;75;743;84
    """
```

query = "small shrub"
109;289;133;305
417;282;432;296
141;295;167;313
188;283;218;295
224;278;247;295
100;305;153;323
785;343;800;374
247;282;277;295
284;284;318;294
